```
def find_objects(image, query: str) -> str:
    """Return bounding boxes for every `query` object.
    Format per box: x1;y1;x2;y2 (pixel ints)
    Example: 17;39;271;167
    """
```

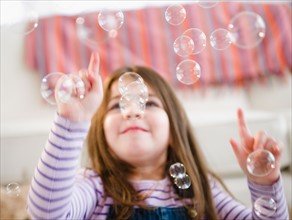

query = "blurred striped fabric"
24;2;291;89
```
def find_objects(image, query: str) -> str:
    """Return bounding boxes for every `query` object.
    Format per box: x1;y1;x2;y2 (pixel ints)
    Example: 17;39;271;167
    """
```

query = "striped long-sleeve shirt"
27;114;289;220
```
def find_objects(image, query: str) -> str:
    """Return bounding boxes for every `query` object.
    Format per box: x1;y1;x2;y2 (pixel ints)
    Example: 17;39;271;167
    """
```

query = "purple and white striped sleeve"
211;176;289;220
27;114;97;220
248;177;289;220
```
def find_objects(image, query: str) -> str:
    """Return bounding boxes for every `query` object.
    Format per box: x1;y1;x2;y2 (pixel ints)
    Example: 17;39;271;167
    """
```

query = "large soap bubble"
210;28;232;50
165;4;186;25
176;59;201;85
246;149;276;177
228;11;266;49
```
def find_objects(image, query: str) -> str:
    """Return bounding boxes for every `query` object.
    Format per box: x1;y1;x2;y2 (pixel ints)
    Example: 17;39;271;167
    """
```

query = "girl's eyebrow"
110;93;157;101
109;95;121;101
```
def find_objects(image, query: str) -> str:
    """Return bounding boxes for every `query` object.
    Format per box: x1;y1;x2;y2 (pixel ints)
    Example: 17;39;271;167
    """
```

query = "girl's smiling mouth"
121;126;148;134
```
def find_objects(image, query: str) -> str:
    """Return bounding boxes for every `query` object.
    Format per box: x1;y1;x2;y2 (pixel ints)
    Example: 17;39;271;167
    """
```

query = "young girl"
27;65;289;219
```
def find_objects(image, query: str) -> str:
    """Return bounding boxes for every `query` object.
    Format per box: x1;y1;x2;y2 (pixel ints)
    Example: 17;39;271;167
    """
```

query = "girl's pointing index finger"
237;108;254;151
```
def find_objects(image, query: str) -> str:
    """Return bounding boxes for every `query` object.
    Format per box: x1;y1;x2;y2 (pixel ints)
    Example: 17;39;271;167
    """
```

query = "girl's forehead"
109;81;155;97
109;82;120;97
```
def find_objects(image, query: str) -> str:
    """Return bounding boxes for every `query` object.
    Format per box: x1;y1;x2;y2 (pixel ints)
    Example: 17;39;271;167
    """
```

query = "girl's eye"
146;101;158;108
108;103;120;111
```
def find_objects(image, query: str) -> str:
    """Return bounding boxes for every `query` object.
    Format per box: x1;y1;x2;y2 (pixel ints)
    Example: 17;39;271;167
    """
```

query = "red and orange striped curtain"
25;2;291;89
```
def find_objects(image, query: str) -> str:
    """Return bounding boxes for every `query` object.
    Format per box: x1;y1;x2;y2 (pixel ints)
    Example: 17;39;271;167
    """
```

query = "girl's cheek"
104;113;119;130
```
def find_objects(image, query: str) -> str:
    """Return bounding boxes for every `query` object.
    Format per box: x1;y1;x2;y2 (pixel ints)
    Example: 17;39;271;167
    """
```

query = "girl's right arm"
27;54;104;219
27;114;96;219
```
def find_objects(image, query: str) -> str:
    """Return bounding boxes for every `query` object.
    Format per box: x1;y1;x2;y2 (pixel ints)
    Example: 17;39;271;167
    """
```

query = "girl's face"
104;82;170;168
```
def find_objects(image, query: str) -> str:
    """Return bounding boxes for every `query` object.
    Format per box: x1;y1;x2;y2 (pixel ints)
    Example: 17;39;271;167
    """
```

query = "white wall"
1;26;56;137
1;25;56;184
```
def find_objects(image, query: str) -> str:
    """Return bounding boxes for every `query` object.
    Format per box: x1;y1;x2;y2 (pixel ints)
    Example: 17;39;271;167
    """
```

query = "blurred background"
1;1;291;219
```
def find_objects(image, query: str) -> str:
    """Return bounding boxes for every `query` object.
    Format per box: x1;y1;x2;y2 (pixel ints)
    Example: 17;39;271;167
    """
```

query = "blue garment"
107;206;195;220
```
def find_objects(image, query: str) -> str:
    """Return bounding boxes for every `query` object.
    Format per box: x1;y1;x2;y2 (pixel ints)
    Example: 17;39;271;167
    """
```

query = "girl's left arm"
211;176;289;220
229;108;282;185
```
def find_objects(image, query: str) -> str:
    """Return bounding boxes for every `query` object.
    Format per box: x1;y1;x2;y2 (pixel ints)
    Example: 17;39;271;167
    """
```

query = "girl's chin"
123;150;149;158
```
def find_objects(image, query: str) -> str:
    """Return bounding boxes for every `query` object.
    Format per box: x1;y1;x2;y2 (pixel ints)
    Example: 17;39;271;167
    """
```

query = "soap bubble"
98;9;124;38
169;162;186;178
174;174;192;189
228;11;266;49
6;182;21;197
176;59;201;85
165;4;186;25
210;28;232;50
41;72;63;105
173;35;195;57
118;72;145;95
57;74;86;103
118;72;148;120
182;28;207;54
40;72;86;105
119;94;146;120
246;149;276;177
76;14;110;49
124;81;149;101
41;53;99;105
254;196;277;217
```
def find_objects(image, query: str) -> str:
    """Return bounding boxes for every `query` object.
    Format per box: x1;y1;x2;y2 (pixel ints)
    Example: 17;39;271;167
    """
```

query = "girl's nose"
122;103;144;120
125;113;143;120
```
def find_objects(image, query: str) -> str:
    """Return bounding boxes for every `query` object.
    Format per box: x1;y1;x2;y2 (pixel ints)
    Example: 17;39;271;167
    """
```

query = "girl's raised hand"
229;108;282;185
56;52;104;122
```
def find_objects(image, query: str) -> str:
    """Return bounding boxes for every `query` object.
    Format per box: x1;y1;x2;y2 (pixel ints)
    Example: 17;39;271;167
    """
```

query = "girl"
27;65;289;219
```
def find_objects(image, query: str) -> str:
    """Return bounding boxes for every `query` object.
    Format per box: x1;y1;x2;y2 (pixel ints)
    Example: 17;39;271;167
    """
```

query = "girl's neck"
129;164;166;181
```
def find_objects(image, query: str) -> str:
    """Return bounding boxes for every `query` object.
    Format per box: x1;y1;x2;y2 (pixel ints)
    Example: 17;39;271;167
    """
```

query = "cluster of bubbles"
40;71;87;105
5;1;265;88
118;72;149;120
246;149;277;217
76;9;125;48
166;4;266;51
40;53;99;105
167;144;276;216
40;8;124;105
35;2;266;90
169;162;191;189
165;3;266;85
167;151;277;216
4;2;125;41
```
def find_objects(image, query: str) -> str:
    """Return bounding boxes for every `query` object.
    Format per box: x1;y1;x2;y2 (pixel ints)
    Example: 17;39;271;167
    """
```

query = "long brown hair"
87;66;220;219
